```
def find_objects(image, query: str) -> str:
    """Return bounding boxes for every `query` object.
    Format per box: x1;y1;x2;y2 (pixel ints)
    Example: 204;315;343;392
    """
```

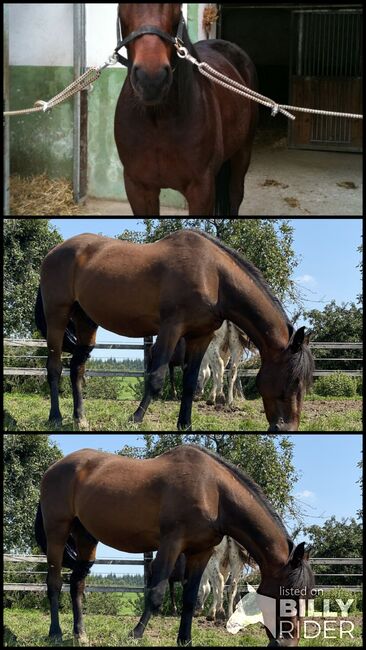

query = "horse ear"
290;541;306;566
290;326;306;353
303;545;313;561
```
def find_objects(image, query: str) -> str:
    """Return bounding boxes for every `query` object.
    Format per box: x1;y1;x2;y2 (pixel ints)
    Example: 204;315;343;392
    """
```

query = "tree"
303;516;362;586
4;434;62;552
139;434;301;523
304;300;363;371
4;219;62;337
118;219;301;306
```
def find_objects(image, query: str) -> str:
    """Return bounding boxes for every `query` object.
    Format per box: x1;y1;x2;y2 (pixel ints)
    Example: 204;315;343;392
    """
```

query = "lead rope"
175;43;363;121
3;54;118;117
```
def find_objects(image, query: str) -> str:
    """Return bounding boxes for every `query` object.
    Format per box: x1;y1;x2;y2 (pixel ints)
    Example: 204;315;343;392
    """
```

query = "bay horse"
35;445;315;646
114;3;258;215
35;229;314;431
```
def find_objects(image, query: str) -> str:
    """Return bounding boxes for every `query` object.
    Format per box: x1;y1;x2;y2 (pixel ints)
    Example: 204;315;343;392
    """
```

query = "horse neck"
219;476;290;574
220;265;290;357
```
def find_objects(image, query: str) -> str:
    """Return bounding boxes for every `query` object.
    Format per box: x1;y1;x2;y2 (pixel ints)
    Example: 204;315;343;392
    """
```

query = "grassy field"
4;392;362;431
4;608;363;647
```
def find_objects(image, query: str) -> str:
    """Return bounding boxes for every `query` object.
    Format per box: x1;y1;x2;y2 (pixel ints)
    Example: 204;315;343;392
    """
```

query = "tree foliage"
303;516;363;586
4;219;62;337
4;434;62;552
139;434;301;523
304;300;363;371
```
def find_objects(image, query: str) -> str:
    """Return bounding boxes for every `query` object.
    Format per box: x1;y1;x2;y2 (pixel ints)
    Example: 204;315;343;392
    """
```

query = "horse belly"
74;481;162;553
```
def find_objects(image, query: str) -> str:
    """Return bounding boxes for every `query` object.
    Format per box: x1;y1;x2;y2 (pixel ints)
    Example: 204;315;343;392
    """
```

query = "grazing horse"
196;536;255;622
35;229;314;431
196;320;251;406
114;3;258;215
35;445;315;646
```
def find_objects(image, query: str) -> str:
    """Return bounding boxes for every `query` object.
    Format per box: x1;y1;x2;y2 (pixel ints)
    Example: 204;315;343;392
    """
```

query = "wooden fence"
3;555;362;594
3;339;363;378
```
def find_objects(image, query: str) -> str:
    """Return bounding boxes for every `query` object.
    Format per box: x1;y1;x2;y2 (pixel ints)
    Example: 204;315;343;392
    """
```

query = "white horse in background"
195;536;255;621
196;321;251;406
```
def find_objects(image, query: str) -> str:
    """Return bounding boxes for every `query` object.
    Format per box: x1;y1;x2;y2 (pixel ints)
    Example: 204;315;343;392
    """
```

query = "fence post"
143;336;154;390
143;551;154;598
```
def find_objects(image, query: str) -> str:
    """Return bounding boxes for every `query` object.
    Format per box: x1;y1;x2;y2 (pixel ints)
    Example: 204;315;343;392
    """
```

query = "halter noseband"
115;12;186;68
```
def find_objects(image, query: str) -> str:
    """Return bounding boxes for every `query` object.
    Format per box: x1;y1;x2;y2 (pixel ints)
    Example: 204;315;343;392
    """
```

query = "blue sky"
49;218;362;361
49;434;362;575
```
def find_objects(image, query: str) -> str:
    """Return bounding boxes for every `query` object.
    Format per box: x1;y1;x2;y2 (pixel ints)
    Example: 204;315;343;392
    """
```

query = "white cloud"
296;489;316;500
295;274;317;287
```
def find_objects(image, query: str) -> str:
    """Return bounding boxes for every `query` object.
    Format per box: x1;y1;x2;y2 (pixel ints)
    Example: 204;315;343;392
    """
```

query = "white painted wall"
9;3;73;66
8;3;215;67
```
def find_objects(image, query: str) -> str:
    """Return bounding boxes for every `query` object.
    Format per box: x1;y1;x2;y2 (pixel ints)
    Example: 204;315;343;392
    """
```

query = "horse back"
195;39;257;92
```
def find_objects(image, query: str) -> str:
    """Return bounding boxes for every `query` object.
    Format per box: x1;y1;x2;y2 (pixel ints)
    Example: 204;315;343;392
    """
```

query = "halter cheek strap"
115;13;186;68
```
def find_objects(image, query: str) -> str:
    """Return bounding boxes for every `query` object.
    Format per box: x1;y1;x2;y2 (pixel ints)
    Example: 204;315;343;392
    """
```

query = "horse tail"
214;160;231;216
35;286;77;354
34;502;78;570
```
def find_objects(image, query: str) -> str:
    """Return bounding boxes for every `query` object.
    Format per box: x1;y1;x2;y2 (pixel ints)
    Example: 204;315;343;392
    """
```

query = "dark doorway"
219;4;362;152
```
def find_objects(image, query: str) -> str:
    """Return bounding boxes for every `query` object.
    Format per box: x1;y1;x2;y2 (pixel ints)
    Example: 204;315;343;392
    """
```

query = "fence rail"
4;555;362;594
3;339;363;378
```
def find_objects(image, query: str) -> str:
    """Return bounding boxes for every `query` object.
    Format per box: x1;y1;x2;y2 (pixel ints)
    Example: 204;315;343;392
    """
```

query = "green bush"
314;587;362;614
313;372;358;397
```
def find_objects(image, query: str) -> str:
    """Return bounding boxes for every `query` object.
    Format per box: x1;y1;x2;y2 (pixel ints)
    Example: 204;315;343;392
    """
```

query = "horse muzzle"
131;64;172;105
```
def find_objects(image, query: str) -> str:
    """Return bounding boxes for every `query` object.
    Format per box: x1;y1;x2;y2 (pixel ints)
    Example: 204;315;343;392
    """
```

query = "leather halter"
115;12;186;68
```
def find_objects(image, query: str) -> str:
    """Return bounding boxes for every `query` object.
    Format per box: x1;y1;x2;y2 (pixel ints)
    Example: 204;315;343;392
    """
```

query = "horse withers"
35;229;314;431
35;444;315;645
114;3;258;215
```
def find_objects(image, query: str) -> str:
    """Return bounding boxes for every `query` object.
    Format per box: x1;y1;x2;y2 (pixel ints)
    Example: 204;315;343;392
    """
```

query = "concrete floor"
83;137;362;216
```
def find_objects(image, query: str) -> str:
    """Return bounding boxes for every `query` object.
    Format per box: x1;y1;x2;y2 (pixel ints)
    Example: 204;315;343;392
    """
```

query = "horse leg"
44;522;73;640
70;310;97;430
169;579;178;616
185;176;215;216
228;148;253;216
124;173;160;215
133;324;182;423
132;537;183;638
195;576;211;616
177;549;213;646
210;353;226;406
169;364;178;400
177;334;213;430
46;316;71;426
69;522;98;643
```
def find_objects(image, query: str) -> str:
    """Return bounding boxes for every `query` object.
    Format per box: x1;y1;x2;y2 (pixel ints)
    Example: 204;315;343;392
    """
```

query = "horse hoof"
131;412;144;424
206;399;215;406
215;394;226;406
129;628;144;639
48;418;62;429
74;418;89;431
74;632;89;645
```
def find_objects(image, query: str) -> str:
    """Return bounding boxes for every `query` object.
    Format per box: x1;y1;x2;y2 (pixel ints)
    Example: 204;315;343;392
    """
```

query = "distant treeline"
87;572;144;587
88;357;144;371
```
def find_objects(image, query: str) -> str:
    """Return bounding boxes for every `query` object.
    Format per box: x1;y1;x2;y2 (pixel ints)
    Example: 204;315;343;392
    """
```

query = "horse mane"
187;230;291;329
186;230;314;391
185;444;292;551
173;22;201;113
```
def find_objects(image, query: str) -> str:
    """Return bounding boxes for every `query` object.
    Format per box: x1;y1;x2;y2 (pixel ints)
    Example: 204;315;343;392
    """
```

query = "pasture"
4;391;362;431
4;606;363;647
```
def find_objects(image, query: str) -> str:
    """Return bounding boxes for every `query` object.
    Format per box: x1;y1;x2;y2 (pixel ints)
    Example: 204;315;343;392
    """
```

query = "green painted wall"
9;66;74;179
87;68;186;208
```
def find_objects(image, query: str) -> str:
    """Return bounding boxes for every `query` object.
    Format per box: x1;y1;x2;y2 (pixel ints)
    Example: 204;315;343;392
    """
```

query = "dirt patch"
336;181;358;190
260;178;289;189
302;400;361;418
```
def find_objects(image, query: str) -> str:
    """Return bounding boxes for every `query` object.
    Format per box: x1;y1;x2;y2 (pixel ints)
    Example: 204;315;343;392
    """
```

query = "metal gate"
289;9;362;152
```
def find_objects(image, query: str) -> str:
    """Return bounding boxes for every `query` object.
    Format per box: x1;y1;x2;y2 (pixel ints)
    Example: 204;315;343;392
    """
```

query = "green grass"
4;608;362;647
4;392;362;431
